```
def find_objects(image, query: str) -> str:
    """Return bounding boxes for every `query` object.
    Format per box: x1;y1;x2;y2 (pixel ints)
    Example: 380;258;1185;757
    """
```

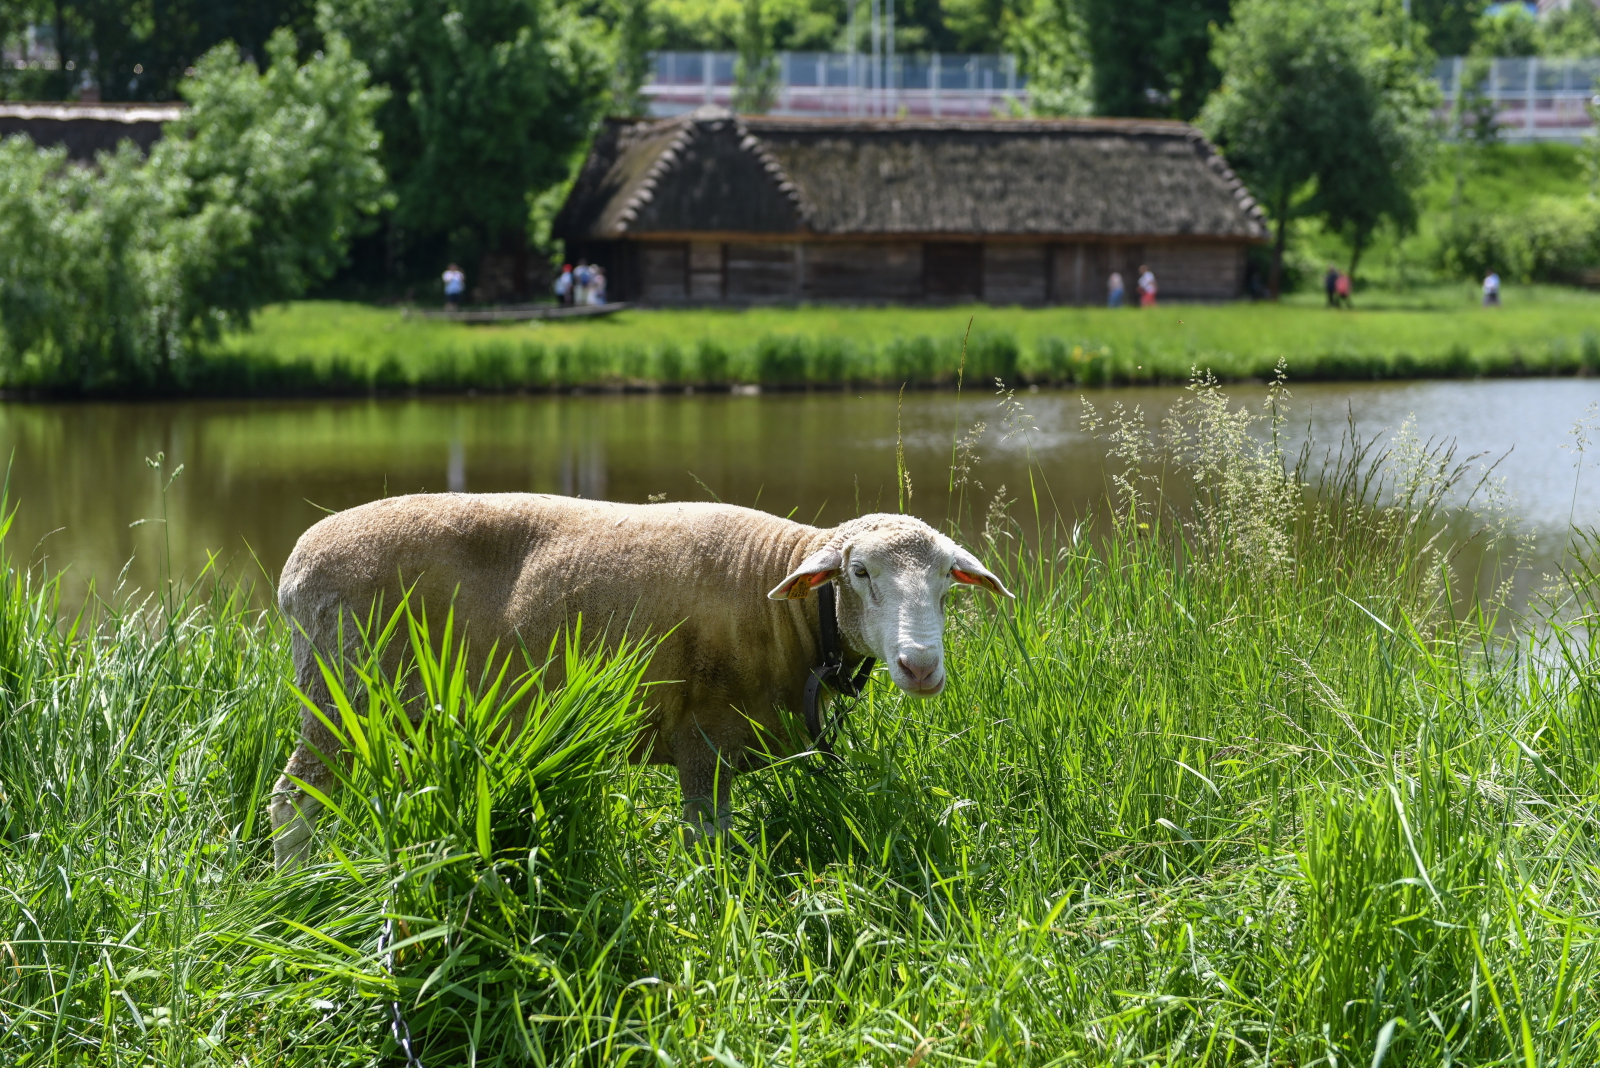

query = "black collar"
803;581;875;760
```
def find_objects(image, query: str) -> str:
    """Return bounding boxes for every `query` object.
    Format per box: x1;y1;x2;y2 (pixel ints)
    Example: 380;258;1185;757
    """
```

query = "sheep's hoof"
681;810;733;849
269;796;317;872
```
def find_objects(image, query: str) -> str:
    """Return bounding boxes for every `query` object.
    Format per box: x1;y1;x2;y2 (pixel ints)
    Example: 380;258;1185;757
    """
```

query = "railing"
1435;56;1600;142
643;51;1026;118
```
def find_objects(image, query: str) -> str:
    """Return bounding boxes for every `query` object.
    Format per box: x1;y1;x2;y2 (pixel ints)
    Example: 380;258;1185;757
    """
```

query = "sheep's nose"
897;656;937;684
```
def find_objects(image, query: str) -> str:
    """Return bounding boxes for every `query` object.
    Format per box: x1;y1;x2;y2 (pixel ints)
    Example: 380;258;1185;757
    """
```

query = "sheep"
268;493;1011;870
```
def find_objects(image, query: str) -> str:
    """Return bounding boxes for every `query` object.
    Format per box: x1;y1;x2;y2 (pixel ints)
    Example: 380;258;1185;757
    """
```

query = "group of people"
554;261;607;306
1106;265;1159;308
439;260;611;309
1323;265;1353;308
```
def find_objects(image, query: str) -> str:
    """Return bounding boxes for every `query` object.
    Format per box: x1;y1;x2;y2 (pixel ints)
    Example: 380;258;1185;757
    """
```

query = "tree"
1201;0;1438;296
1410;0;1485;58
0;30;387;388
1008;0;1091;116
733;0;778;113
1305;6;1438;280
1080;0;1232;119
1467;5;1538;59
324;0;611;297
167;30;391;320
608;0;656;115
0;0;315;101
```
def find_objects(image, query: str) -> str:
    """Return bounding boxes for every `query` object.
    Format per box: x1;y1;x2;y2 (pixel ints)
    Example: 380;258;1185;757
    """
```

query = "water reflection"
2;379;1597;610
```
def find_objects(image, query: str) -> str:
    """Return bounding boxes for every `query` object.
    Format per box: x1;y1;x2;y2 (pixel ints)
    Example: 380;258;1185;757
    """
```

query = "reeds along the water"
2;378;1600;1065
25;322;1600;397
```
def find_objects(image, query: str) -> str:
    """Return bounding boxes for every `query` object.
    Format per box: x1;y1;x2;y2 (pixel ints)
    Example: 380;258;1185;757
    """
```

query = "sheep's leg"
676;745;734;845
269;665;348;871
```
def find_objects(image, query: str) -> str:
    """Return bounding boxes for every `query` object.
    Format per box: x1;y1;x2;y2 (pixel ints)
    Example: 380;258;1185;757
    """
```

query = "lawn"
3;383;1598;1064
201;282;1600;395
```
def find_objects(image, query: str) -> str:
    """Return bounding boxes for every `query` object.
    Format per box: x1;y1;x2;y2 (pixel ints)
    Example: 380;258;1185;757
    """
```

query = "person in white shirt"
554;264;573;305
442;263;465;309
1482;270;1501;307
1137;265;1157;308
1107;271;1124;308
589;266;607;305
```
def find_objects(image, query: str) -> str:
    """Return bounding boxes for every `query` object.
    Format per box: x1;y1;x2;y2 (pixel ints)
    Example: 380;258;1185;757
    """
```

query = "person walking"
589;266;607;305
554;264;573;306
1334;270;1352;309
1107;270;1124;308
1324;264;1340;308
1137;264;1157;308
442;263;465;310
1483;269;1501;307
573;261;592;306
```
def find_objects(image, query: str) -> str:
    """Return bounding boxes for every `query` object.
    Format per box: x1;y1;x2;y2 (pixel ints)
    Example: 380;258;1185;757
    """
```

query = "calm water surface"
1;380;1592;609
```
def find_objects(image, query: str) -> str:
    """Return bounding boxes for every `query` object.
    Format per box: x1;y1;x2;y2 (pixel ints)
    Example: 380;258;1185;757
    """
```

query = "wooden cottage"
553;108;1268;305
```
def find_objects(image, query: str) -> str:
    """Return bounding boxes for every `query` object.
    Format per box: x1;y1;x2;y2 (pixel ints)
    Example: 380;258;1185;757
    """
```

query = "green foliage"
1468;4;1539;58
1410;0;1486;57
1458;2;1600;61
0;0;316;101
1538;1;1600;57
1436;195;1600;282
1303;4;1441;277
1201;0;1440;290
324;0;611;248
648;0;845;51
0;139;207;387
259;608;653;1063
1081;0;1232;119
165;31;391;323
1009;0;1091;117
733;0;779;114
0;32;386;389
608;0;657;115
4;382;1600;1062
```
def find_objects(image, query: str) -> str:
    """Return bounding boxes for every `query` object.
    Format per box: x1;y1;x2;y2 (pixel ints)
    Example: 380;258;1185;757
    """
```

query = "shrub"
0;31;387;391
754;335;807;387
968;331;1020;385
694;339;730;384
1435;196;1600;283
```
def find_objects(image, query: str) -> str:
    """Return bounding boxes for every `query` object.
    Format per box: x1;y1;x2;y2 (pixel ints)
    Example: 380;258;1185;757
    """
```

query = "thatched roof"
555;108;1267;242
0;102;182;160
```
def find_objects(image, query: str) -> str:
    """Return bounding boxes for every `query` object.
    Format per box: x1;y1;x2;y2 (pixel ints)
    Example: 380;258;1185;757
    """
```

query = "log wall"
624;237;1248;304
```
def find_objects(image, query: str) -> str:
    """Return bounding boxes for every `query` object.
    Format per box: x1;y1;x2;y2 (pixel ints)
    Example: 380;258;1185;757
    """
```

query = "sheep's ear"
950;547;1014;599
768;547;842;600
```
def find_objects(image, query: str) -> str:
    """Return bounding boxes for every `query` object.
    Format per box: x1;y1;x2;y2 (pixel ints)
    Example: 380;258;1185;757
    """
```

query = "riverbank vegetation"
145;285;1600;396
3;379;1599;1063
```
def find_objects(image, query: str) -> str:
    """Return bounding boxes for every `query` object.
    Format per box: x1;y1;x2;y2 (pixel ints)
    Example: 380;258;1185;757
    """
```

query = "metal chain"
376;908;426;1068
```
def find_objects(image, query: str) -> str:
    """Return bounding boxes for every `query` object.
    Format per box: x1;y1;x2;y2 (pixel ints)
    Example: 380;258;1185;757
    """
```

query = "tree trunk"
512;229;529;301
1269;182;1290;301
1346;233;1365;286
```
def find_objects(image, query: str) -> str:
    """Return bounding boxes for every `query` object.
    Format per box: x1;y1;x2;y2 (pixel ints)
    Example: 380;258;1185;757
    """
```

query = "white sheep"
269;494;1011;869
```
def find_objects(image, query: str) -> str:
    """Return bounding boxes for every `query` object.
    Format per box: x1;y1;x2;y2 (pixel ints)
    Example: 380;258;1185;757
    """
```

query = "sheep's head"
768;513;1011;697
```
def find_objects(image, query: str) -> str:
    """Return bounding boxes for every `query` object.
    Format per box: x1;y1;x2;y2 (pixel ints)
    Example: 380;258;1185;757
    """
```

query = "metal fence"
643;51;1026;118
644;50;1600;140
1435;56;1600;142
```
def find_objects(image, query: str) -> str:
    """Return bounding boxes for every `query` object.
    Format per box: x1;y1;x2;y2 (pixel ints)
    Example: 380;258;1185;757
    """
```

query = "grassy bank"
167;285;1600;396
3;382;1599;1063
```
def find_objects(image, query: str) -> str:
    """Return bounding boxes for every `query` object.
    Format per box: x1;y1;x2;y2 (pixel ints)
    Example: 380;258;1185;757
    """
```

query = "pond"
5;379;1598;611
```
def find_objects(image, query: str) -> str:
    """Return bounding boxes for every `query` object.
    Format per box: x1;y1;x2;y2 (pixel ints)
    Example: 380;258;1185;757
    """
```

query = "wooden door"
923;242;982;301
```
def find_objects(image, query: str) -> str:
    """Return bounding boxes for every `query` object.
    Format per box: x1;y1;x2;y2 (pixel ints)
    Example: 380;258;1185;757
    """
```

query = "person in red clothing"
1137;265;1157;307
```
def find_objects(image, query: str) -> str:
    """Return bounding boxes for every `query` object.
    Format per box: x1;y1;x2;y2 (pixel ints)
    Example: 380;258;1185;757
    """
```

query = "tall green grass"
3;378;1600;1064
23;287;1589;397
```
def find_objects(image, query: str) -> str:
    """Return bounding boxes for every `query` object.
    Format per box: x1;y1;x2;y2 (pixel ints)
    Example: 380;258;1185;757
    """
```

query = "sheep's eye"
852;566;869;579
